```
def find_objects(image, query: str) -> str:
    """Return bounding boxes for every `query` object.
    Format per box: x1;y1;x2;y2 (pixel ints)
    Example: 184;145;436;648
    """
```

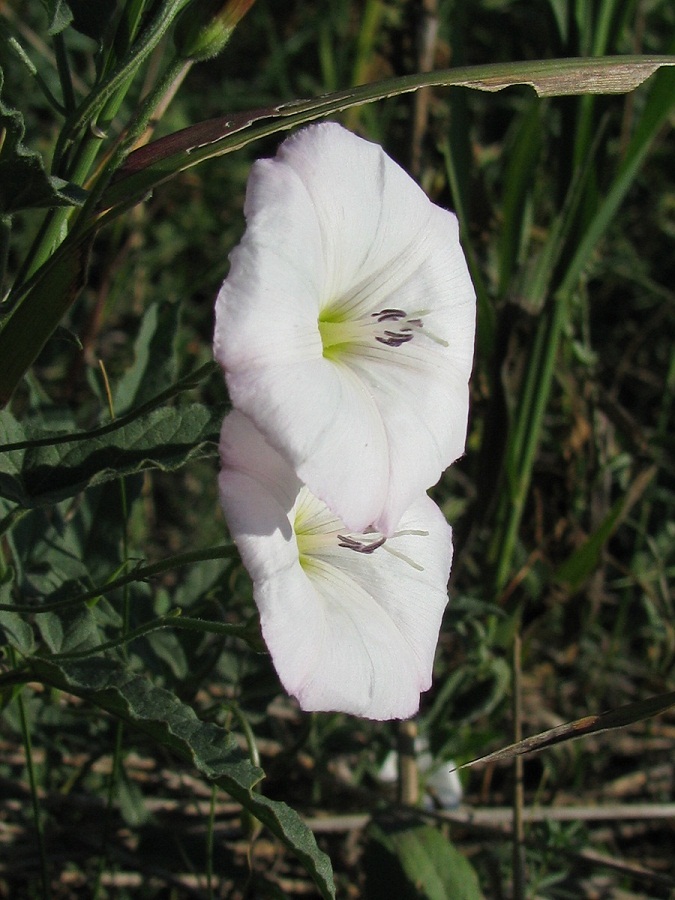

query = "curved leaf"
0;402;223;507
27;656;335;899
102;55;675;213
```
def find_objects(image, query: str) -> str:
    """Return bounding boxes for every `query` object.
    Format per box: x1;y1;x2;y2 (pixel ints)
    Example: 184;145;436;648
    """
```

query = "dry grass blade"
458;691;675;769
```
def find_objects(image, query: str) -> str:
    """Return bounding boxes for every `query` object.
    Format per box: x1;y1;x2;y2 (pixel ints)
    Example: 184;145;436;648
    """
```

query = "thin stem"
10;649;51;899
0;544;237;613
512;628;526;899
491;292;568;596
206;785;217;899
76;56;192;224
53;32;76;114
48;614;249;661
93;360;127;896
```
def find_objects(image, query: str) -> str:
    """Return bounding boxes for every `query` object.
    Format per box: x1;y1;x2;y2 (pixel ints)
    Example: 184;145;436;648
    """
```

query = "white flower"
214;122;475;535
218;410;453;720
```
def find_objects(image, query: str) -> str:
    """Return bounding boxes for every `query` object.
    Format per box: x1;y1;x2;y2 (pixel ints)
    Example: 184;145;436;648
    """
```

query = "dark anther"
375;331;415;346
337;534;386;553
372;308;406;322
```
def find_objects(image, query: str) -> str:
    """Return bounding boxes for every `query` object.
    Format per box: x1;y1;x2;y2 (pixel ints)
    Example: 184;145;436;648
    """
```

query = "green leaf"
113;301;180;414
0;402;223;507
0;609;35;656
366;816;483;900
0;236;88;408
68;0;120;42
0;69;87;213
27;657;335;899
102;55;675;214
40;0;73;35
555;467;657;590
34;606;102;654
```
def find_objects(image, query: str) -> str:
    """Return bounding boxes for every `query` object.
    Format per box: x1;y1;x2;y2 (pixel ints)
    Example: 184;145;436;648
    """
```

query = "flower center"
293;490;428;573
318;307;446;359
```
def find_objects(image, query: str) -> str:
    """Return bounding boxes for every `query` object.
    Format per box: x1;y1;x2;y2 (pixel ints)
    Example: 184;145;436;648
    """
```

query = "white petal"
218;411;301;579
218;413;453;720
215;122;475;533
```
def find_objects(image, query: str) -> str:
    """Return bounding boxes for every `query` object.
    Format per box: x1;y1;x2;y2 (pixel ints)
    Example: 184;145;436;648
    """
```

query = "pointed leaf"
102;55;675;214
0;237;88;408
27;657;335;899
461;690;675;768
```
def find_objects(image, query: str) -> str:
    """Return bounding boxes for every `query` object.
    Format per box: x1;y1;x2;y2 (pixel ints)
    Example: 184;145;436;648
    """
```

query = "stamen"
382;545;425;571
376;330;414;347
319;305;448;355
372;309;407;322
337;534;387;554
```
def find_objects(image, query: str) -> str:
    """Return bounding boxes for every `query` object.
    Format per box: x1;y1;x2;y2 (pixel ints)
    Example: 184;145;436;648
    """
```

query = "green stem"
10;649;51;899
0;362;218;453
0;544;237;613
48;614;249;661
76;56;192;225
206;785;217;900
491;292;568;596
57;0;191;155
53;32;76;115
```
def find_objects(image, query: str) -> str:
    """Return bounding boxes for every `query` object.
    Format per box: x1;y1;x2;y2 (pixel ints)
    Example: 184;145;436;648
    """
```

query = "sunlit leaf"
102;56;675;213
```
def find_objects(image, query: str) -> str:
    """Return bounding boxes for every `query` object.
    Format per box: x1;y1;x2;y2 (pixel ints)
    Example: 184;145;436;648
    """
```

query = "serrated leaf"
27;657;335;898
0;70;86;212
0;402;223;507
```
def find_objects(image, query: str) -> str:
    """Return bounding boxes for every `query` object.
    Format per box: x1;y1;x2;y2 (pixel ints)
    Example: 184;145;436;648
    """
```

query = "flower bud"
174;0;255;62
